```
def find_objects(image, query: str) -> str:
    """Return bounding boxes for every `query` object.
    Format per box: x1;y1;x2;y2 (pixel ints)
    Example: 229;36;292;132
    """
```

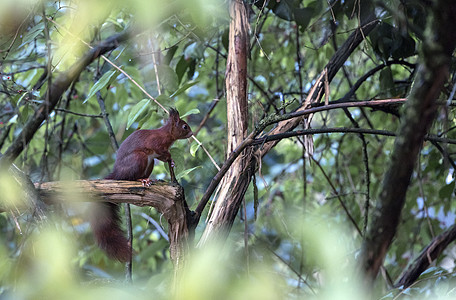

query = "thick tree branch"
251;128;456;146
35;180;189;266
263;98;406;127
197;0;251;245
195;120;456;225
36;180;178;206
395;224;456;288
194;98;403;221
359;0;456;283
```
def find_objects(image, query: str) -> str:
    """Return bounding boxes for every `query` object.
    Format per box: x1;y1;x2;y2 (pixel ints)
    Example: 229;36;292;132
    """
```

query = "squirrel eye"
183;124;188;130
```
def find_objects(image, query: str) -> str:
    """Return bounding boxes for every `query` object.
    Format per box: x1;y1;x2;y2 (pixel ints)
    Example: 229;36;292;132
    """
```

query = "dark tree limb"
194;98;410;224
340;60;416;102
257;14;379;158
0;29;130;169
251;128;456;146
395;224;456;288
194;122;456;227
359;0;456;283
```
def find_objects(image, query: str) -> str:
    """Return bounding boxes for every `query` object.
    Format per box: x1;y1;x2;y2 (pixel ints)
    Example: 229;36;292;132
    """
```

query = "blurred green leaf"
439;181;455;199
157;65;178;92
18;23;43;49
181;108;200;118
190;141;200;157
379;67;395;97
176;166;202;180
84;69;119;103
170;80;199;98
127;98;151;129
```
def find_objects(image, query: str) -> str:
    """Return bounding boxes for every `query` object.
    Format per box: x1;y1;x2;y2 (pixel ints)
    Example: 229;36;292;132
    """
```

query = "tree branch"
257;14;380;158
194;98;402;221
395;224;456;288
359;0;456;283
251;128;456;146
34;180;189;267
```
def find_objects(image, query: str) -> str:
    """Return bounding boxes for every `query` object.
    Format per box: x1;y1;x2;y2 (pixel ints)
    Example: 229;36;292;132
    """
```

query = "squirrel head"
167;108;193;139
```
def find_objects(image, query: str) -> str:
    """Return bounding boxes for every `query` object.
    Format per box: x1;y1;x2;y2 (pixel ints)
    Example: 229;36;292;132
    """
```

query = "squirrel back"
90;109;192;261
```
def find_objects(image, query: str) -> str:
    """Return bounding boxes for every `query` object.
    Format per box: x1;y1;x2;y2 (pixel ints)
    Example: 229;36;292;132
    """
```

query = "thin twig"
54;108;103;118
311;155;362;235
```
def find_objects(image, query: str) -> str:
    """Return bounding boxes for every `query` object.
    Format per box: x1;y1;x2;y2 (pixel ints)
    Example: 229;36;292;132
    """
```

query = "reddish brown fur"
90;109;192;261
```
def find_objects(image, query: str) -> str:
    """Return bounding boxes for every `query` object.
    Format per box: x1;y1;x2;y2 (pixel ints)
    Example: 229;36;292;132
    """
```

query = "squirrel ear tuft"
169;108;180;120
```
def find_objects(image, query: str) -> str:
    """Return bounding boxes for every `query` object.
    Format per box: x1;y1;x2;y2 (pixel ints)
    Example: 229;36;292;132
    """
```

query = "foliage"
1;0;456;299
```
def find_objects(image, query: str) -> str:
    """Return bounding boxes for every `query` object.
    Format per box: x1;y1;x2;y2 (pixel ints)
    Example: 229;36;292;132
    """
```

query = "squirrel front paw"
140;178;155;187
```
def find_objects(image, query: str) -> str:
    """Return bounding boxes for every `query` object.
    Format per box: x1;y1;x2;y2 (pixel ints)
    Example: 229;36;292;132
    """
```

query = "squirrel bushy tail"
90;201;131;262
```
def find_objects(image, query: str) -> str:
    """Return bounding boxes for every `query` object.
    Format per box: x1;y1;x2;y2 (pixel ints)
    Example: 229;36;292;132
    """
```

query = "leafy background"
1;0;456;299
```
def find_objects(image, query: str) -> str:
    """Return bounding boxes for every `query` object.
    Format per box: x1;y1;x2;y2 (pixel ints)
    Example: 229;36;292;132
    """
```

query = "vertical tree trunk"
198;0;251;245
360;0;456;283
197;3;378;246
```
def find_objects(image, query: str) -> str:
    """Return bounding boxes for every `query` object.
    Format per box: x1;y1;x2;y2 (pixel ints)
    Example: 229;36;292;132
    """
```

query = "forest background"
1;0;456;299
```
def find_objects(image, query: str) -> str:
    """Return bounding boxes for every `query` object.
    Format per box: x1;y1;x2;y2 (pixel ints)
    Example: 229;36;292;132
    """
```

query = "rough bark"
34;180;189;268
359;0;456;283
197;0;251;246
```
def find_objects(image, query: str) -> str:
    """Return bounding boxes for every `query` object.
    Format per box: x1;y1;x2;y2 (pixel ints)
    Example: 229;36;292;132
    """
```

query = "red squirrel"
90;108;193;261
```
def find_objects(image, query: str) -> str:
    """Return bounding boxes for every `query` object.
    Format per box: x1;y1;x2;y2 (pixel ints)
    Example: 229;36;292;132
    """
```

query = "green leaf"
170;80;199;98
184;42;204;60
140;111;161;129
164;45;178;65
187;59;196;80
439;181;455;199
176;56;190;83
84;69;119;103
190;142;201;157
7;115;18;125
137;109;154;129
18;104;30;124
155;94;174;110
379;67;395;97
176;166;202;180
18;23;44;49
293;7;313;29
16;91;29;106
392;34;416;59
421;267;439;276
157;65;178;93
272;0;293;21
127;99;151;129
181;108;200;118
